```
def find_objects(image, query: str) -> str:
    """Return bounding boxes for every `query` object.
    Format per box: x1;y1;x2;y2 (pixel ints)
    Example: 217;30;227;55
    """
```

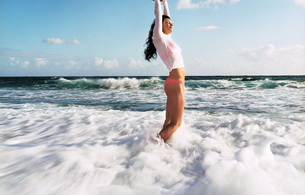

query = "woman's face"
162;18;173;35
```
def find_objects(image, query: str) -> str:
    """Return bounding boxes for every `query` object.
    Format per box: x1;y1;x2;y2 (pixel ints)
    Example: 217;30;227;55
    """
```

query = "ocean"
0;76;305;195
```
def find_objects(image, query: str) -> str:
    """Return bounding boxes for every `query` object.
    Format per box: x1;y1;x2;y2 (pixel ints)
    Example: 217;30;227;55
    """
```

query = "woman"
144;0;185;142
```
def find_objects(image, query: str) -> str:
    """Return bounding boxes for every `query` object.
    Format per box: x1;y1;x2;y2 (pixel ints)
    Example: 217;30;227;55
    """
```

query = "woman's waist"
168;68;185;81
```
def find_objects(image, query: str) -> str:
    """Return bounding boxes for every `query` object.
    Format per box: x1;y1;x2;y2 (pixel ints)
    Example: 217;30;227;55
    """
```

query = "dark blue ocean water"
0;76;304;112
0;76;304;90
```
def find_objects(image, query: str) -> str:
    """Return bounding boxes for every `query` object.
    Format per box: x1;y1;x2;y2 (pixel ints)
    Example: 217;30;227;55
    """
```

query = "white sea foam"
57;77;163;90
0;103;304;195
1;76;304;194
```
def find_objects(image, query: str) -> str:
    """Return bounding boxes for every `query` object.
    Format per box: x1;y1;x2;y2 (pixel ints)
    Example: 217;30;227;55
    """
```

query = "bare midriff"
168;68;185;82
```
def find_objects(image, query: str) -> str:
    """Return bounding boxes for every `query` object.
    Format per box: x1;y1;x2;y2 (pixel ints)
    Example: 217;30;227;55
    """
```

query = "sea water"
0;76;304;195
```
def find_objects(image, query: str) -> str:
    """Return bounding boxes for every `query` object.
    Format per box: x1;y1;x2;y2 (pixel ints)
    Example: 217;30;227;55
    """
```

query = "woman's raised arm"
163;0;170;17
153;0;171;38
153;0;163;38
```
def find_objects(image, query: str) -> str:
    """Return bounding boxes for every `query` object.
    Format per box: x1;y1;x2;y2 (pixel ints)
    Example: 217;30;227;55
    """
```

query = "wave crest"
0;76;304;90
57;77;162;90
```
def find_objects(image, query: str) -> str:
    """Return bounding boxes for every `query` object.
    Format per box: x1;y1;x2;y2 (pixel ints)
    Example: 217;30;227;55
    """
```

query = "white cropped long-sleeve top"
152;0;184;72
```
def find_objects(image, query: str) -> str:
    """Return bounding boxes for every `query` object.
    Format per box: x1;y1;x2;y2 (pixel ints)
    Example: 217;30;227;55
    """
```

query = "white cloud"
238;44;276;61
43;38;81;45
293;0;305;8
93;57;119;69
65;60;79;70
35;58;48;67
177;0;201;9
0;48;165;76
236;44;305;74
71;39;81;45
9;57;17;66
128;57;159;69
237;44;305;62
8;56;22;66
128;57;142;68
68;60;76;66
94;57;104;66
43;38;66;45
104;59;119;69
128;57;146;68
230;0;240;4
21;61;30;69
68;60;77;65
177;0;239;9
197;26;219;31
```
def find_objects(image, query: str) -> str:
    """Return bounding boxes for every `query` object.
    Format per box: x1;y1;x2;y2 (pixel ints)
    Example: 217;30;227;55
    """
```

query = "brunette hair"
144;15;170;61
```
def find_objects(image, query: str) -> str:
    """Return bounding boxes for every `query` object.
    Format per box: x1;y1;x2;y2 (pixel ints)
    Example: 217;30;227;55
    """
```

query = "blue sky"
0;0;304;76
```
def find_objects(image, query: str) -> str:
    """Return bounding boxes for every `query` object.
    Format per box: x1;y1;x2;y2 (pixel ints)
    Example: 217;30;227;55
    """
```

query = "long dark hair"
144;15;170;62
144;20;157;62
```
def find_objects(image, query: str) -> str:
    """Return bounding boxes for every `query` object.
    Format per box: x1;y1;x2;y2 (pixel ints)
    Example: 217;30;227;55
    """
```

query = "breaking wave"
0;76;304;90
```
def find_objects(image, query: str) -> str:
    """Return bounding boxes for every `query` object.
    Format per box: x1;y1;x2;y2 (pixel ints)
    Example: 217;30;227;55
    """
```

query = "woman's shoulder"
153;33;171;41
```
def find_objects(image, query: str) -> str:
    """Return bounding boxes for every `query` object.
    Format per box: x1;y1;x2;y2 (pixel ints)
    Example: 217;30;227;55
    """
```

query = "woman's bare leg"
163;99;170;128
159;83;184;142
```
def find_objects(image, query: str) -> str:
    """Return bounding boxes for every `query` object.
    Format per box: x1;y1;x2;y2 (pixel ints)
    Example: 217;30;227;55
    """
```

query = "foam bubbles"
1;94;305;194
56;77;163;90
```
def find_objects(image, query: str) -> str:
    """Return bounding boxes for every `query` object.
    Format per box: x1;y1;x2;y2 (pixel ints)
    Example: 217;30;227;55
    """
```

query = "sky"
0;0;304;76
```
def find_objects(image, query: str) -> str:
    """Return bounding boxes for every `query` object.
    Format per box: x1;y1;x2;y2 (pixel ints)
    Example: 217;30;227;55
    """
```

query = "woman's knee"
171;120;182;129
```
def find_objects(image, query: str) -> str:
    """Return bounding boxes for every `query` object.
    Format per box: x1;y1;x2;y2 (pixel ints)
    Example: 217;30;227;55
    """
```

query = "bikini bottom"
164;77;184;88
